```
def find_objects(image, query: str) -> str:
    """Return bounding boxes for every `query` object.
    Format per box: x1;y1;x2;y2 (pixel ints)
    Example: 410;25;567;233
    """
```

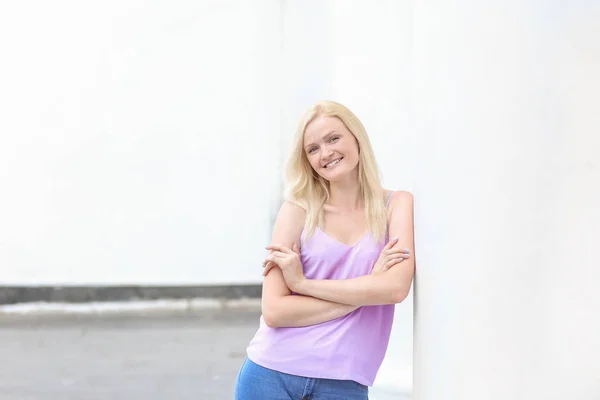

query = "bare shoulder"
271;200;306;246
277;200;306;225
385;190;414;210
386;190;414;237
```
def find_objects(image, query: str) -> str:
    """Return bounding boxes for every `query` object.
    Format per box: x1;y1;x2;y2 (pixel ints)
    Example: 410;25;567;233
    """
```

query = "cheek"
341;148;360;170
339;142;359;160
306;154;321;170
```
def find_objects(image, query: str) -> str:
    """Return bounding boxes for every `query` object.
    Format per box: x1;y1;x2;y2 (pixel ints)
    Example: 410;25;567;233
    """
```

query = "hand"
371;237;411;275
263;243;306;292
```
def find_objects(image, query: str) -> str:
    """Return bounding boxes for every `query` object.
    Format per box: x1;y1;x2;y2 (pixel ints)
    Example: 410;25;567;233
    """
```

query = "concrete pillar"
412;1;600;399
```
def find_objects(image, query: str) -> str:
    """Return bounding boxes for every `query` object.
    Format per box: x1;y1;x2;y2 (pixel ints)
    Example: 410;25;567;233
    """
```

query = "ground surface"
0;308;409;399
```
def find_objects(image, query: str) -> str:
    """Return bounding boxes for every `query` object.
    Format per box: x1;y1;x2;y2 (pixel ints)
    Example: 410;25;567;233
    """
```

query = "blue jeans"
234;358;369;399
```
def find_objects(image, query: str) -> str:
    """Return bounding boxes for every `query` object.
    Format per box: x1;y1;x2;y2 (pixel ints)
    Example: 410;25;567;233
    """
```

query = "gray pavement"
0;308;409;400
0;308;259;400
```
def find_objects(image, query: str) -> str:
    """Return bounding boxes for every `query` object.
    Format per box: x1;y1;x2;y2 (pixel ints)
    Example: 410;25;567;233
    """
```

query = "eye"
329;136;340;143
307;146;318;154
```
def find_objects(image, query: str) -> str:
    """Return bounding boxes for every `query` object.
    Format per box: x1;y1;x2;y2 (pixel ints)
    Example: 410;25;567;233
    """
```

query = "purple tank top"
246;195;395;386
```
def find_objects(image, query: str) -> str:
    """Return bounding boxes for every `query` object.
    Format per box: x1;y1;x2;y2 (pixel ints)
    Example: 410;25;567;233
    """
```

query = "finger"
262;247;279;267
383;257;404;271
292;242;300;254
263;252;287;265
263;262;279;276
383;258;402;271
386;250;411;260
384;236;399;250
263;256;282;268
266;244;294;254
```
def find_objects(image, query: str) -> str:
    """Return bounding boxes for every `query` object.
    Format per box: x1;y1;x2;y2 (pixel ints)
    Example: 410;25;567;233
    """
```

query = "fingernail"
392;236;398;241
398;257;404;261
404;248;410;252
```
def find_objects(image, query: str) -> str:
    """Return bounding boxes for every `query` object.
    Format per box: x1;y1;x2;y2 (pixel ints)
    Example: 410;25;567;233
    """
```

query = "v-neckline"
316;226;370;248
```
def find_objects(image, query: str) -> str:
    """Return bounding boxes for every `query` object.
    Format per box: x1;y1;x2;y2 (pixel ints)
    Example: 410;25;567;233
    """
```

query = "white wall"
412;1;600;399
0;0;282;285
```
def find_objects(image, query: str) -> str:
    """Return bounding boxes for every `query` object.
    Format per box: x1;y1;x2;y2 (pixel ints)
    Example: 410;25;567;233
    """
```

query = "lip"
323;157;343;169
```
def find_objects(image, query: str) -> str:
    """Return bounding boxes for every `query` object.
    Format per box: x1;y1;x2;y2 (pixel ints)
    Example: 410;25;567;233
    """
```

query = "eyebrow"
304;130;338;149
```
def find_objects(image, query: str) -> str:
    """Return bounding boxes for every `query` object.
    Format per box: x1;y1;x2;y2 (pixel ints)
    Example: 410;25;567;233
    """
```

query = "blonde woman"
235;101;415;400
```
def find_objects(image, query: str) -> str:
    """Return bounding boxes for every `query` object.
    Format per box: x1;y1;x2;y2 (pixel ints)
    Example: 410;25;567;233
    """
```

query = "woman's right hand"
371;237;411;275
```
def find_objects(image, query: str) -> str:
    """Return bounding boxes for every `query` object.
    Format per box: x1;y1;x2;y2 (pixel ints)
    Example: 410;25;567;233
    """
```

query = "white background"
2;1;598;398
0;0;414;394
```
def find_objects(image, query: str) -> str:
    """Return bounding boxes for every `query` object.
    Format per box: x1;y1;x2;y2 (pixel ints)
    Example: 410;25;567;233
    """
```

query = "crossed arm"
261;192;415;328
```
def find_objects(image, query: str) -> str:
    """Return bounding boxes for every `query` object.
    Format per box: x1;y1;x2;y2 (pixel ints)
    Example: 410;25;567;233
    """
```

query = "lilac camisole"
245;194;395;386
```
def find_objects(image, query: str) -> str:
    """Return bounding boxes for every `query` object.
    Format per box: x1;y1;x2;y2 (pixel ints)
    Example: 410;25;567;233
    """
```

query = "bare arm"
292;191;415;306
261;201;358;328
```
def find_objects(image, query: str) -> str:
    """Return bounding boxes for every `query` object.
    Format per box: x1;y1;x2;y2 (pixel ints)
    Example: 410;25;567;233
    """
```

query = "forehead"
303;116;347;145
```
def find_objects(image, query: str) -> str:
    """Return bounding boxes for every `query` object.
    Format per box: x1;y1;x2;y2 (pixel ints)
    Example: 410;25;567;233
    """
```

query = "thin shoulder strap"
385;191;394;208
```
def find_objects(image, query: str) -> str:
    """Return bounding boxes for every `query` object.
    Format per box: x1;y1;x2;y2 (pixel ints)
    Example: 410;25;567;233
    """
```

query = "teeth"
325;158;342;168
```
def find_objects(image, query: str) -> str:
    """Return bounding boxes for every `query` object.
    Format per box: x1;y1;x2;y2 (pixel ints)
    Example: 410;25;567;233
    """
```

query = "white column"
412;1;600;399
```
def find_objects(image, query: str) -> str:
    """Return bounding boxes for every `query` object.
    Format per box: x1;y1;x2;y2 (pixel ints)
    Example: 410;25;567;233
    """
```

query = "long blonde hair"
284;100;388;243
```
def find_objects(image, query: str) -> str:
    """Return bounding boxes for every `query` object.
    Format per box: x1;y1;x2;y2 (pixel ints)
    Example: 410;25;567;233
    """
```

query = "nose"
321;146;334;161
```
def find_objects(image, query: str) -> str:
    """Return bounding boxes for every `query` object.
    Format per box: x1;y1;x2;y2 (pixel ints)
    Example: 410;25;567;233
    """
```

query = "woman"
235;100;415;399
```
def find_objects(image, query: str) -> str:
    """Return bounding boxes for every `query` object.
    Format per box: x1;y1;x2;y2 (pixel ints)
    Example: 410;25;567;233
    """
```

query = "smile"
324;157;343;168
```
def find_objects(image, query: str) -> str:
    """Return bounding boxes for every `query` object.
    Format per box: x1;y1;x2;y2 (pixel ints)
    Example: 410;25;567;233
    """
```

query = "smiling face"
303;116;360;183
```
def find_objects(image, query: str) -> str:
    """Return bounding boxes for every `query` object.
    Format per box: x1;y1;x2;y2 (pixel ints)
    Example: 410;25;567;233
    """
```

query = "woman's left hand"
263;243;306;292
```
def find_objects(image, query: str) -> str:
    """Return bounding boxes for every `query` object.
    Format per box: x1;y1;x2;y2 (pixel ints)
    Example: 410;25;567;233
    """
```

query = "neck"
327;171;362;211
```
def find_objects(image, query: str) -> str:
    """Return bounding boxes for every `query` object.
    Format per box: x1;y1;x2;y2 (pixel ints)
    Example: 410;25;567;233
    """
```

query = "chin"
321;169;351;182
